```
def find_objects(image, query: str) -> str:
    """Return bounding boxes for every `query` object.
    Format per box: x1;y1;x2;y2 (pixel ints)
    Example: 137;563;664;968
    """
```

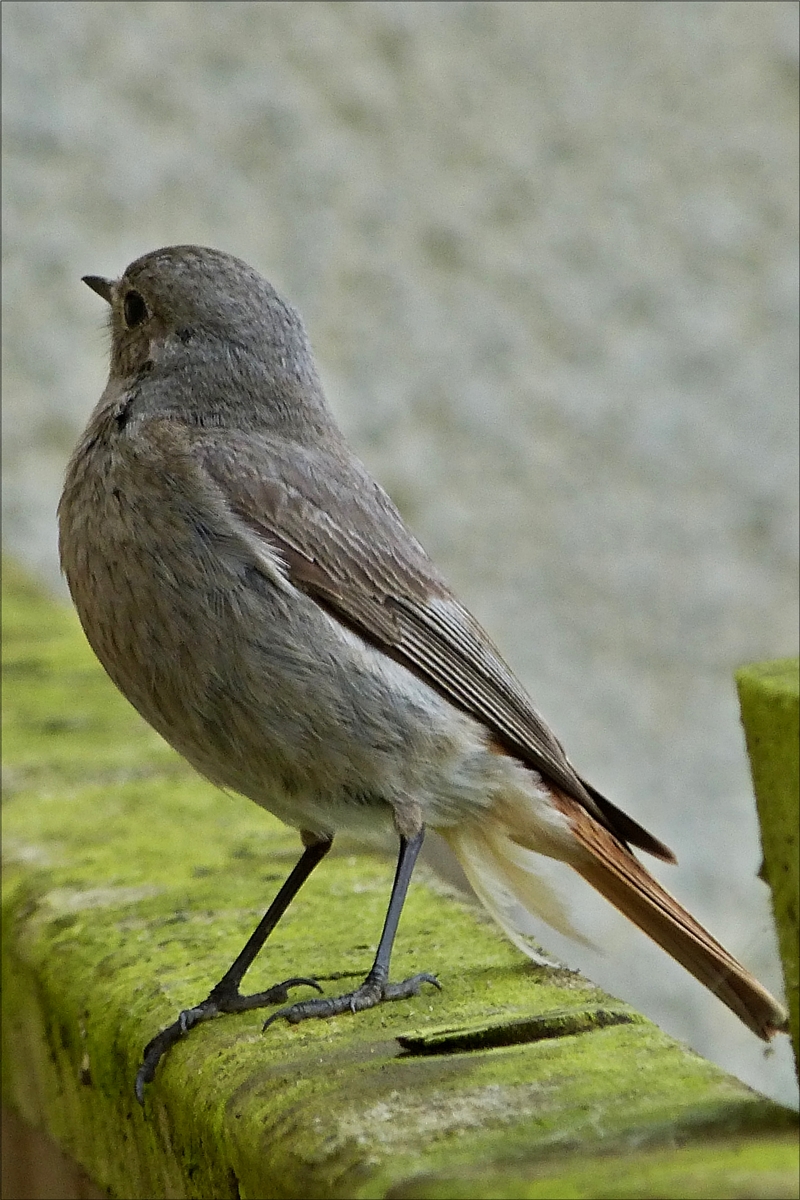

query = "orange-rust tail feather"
556;795;788;1040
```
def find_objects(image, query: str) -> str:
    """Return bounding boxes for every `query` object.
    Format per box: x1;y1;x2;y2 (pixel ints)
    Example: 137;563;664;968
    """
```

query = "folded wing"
196;430;673;860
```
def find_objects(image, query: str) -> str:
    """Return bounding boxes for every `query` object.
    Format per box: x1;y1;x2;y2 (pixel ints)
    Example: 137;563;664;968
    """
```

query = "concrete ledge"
3;559;798;1200
736;658;800;1076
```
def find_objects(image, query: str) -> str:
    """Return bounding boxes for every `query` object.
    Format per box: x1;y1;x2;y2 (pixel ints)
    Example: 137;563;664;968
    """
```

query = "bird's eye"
123;290;148;328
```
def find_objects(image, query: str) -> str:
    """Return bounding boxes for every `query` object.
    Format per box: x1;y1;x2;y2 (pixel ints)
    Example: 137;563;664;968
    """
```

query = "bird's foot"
262;970;440;1028
135;975;320;1102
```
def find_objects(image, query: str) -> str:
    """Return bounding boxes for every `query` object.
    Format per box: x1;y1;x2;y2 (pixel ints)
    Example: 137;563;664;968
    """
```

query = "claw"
260;975;322;1005
135;976;323;1102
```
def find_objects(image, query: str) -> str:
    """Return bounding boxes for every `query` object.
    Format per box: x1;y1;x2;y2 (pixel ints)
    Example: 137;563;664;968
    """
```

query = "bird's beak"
82;275;115;304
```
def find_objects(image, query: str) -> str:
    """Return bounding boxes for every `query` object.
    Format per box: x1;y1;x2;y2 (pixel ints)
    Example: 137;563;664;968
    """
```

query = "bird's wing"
194;429;673;861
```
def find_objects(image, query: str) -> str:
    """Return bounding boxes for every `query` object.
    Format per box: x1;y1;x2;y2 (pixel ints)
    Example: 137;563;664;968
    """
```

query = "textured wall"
2;1;797;1106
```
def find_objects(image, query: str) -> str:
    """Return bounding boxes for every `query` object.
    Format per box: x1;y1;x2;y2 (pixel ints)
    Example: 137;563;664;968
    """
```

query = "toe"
261;972;440;1029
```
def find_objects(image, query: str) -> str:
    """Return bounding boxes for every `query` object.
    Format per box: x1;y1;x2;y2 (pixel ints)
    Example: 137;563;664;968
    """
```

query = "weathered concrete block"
737;658;800;1075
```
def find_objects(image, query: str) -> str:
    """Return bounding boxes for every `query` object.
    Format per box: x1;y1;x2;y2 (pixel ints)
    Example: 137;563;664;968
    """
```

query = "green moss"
393;1134;800;1199
3;561;798;1199
736;658;799;1070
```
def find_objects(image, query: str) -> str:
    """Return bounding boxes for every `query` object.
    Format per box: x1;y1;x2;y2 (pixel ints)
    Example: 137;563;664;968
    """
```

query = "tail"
442;818;594;962
444;792;788;1042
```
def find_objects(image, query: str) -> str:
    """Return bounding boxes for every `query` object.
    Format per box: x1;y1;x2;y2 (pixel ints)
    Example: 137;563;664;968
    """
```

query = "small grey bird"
58;246;787;1101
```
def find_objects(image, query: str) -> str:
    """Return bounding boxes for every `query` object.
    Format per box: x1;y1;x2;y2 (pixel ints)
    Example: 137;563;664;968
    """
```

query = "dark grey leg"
262;827;439;1029
135;834;332;1101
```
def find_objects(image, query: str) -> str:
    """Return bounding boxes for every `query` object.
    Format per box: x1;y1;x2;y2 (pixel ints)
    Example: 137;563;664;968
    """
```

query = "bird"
58;245;788;1100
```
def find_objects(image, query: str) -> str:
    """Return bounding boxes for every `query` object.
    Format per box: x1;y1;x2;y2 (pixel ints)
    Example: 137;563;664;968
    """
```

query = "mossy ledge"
3;558;798;1200
736;658;800;1075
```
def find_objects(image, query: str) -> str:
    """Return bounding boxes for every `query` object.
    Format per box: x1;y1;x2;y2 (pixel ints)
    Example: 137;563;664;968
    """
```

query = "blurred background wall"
2;0;798;1107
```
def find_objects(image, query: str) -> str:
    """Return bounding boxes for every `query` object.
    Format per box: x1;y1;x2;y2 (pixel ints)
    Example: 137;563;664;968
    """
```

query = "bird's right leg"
135;831;332;1101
